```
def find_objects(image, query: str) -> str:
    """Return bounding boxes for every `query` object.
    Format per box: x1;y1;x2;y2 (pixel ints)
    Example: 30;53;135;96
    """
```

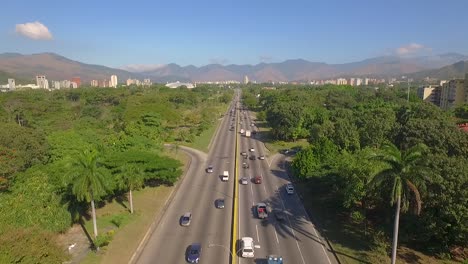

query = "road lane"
236;104;337;264
136;100;237;264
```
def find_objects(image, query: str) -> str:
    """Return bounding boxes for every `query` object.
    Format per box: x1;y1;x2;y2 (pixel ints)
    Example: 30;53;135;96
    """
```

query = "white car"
249;148;255;152
240;237;255;258
241;177;248;185
286;183;294;194
259;155;265;160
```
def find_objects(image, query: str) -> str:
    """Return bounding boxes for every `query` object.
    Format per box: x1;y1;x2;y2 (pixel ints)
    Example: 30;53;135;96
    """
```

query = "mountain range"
0;52;467;84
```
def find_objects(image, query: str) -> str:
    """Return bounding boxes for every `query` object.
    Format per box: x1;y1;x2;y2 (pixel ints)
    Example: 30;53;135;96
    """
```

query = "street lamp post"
407;78;410;102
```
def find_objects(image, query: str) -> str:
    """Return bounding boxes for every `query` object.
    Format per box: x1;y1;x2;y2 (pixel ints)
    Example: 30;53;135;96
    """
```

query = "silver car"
181;212;192;226
241;177;249;185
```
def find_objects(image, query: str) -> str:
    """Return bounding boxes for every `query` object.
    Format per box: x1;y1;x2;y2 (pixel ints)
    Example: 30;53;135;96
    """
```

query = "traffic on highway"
136;90;337;264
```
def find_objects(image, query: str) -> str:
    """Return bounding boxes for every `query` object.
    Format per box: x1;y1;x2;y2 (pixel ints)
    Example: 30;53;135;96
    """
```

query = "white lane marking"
250;179;254;206
263;184;267;195
299;200;333;264
285;214;306;264
274;228;279;244
276;157;332;264
256;224;260;243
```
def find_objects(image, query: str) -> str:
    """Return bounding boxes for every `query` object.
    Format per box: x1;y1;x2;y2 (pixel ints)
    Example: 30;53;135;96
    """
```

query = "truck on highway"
267;255;283;264
245;130;251;137
222;171;229;181
256;203;268;219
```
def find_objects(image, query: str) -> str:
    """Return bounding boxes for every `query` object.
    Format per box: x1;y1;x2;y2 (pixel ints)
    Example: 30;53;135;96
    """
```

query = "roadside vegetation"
0;84;232;263
243;84;468;263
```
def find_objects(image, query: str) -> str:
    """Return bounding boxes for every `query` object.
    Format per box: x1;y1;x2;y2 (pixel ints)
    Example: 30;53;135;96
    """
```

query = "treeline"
0;84;232;262
244;84;467;258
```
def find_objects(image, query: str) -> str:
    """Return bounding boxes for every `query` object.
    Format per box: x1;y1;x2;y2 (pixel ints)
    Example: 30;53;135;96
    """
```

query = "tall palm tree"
370;142;428;264
116;164;145;214
69;149;107;239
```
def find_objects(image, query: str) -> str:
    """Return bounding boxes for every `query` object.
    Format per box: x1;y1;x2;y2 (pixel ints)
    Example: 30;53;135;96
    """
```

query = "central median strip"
230;99;240;264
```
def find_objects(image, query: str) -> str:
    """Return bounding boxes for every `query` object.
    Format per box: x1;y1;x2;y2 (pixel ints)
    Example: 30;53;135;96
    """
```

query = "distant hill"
409;60;468;80
0;53;143;84
1;52;467;83
0;70;32;84
134;53;468;82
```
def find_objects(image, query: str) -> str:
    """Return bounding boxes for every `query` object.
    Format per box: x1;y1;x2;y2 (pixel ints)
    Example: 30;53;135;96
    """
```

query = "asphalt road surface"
236;104;337;264
135;91;337;264
136;98;239;264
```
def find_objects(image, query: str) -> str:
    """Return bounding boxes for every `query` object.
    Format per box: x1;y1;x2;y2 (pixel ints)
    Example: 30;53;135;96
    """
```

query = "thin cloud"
396;43;431;56
120;64;167;72
15;21;53;40
209;58;229;65
259;55;273;63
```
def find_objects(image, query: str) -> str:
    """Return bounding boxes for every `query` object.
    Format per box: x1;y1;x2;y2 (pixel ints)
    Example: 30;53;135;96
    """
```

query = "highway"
135;90;337;264
236;102;337;264
136;96;239;264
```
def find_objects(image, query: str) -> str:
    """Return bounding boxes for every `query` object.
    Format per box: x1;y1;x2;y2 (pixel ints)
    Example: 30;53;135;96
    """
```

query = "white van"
222;171;229;181
240;237;254;258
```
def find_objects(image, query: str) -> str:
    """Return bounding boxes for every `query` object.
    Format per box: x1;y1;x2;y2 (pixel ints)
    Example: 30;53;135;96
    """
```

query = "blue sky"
1;0;468;69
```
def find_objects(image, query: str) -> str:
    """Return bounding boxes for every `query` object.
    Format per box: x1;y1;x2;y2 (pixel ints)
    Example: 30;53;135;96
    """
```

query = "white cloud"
15;21;53;40
396;43;431;56
120;64;167;72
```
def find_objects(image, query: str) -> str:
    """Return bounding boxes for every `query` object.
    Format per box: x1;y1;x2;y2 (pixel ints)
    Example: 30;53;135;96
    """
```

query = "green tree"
369;142;428;264
68;149;108;239
116;164;145;214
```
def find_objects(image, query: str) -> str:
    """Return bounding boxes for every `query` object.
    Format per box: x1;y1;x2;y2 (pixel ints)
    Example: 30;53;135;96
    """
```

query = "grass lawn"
295;178;459;264
254;120;310;153
186;116;223;152
79;149;188;264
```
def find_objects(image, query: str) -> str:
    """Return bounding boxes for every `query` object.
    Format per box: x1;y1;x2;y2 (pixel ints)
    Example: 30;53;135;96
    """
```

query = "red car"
254;175;262;184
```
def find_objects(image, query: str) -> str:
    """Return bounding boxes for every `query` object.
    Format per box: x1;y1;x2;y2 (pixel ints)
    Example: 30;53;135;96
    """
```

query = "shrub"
0;227;68;264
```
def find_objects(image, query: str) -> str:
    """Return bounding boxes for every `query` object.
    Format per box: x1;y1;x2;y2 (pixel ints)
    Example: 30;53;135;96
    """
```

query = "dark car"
215;199;225;209
187;243;202;263
206;166;213;173
249;155;256;160
242;162;249;169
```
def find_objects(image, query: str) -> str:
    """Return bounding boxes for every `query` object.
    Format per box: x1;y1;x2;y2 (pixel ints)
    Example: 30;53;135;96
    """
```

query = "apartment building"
440;79;466;110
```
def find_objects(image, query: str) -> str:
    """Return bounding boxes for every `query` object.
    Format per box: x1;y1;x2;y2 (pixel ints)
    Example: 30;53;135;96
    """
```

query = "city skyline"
1;0;468;69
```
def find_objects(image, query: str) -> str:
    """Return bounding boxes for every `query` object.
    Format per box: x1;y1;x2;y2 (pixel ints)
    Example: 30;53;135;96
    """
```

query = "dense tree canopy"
250;84;468;255
0;85;232;261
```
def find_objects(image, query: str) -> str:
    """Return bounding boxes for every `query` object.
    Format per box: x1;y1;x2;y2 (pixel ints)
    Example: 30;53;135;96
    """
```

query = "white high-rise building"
244;75;249;84
8;79;15;91
91;80;99;87
36;75;49;89
110;75;118;88
336;78;347;85
356;78;363;86
53;81;61;89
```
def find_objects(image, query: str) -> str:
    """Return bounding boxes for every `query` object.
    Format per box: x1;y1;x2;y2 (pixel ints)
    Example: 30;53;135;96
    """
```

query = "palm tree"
116;164;145;214
69;149;107;239
369;142;428;264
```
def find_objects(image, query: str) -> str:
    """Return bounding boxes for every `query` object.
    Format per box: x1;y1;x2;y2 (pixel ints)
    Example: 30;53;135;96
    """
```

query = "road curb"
129;146;194;264
283;159;342;264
